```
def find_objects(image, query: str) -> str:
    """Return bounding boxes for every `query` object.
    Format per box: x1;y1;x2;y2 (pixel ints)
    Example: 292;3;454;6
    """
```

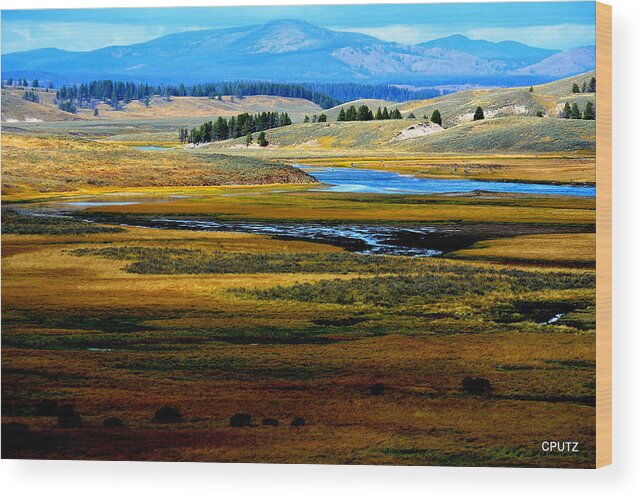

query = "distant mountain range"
1;19;596;84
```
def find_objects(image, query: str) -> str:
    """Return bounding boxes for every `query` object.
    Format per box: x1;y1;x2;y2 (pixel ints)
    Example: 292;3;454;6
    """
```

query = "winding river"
305;167;596;197
43;166;595;257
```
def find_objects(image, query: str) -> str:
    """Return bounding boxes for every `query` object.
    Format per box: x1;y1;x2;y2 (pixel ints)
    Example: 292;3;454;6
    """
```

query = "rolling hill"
511;47;596;77
394;116;595;154
324;71;597;127
197;71;597;155
1;89;81;122
203;114;594;155
1;88;322;123
417;35;557;68
2;19;594;84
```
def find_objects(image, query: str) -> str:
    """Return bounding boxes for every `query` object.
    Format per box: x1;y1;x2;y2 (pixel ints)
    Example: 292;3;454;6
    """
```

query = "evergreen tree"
572;83;580;93
390;109;403;119
430;109;442;126
111;89;119;109
346;105;358;121
22;91;39;103
337;108;346;121
357;105;373;121
303;115;310;123
473;106;484;121
6;78;13;86
570;102;581;119
32;79;39;88
318;113;327;122
582;102;595;120
382;107;390;120
375;107;383;120
529;86;534;92
58;100;76;113
588;77;596;92
582;81;587;93
93;107;99;117
245;133;253;147
257;131;268;147
561;102;572;118
407;112;416;119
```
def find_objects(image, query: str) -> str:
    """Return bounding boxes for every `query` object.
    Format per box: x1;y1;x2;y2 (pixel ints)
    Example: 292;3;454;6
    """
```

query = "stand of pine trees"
46;79;449;112
55;80;340;110
571;76;596;94
561;101;595;120
22;91;39;103
182;112;292;144
337;105;403;121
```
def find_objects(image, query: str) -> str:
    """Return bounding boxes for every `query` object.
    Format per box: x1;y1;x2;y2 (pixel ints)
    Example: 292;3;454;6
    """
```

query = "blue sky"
1;2;596;54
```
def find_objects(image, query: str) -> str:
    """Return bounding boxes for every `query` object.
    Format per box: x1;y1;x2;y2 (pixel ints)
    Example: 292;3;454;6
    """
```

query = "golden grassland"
2;218;596;466
1;134;313;197
451;233;596;267
83;189;595;225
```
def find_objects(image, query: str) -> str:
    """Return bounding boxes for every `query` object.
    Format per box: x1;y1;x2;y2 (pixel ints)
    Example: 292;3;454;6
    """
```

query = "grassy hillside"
395;116;595;154
85;94;322;120
535;70;596;96
1;89;81;123
398;88;543;127
296;71;597;129
1;134;315;197
207;115;594;155
204;120;416;153
1;88;322;123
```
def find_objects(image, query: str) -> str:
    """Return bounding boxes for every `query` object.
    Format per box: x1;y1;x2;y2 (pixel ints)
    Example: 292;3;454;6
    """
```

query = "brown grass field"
2;217;595;466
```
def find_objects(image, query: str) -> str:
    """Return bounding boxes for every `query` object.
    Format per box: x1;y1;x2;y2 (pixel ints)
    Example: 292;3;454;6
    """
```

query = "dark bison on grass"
290;417;306;427
103;417;124;428
35;399;59;417
153;406;182;423
461;376;492;395
2;423;30;453
230;413;252;427
2;422;29;438
262;418;279;427
57;404;82;428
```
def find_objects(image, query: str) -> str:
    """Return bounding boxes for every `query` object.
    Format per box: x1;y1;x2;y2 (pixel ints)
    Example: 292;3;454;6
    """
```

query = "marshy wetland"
2;168;596;466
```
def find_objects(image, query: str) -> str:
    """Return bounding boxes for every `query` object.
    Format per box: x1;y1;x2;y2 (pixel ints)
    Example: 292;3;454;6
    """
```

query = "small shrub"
262;418;279;427
461;376;492;395
103;417;124;428
230;413;252;427
153;406;182;423
290;417;306;427
368;383;385;396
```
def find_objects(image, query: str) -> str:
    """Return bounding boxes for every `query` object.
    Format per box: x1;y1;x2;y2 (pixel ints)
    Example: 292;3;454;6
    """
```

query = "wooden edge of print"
596;1;612;469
